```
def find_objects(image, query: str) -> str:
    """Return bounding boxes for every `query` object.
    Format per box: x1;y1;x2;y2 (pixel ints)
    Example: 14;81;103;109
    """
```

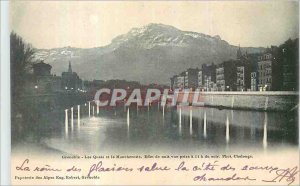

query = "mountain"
33;23;264;85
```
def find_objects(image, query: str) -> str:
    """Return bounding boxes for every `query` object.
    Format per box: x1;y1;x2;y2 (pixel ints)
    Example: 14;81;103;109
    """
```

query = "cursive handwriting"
241;165;279;173
87;161;133;177
137;162;170;172
262;166;299;185
67;165;82;172
194;173;256;182
175;161;189;171
16;159;30;171
15;159;299;185
16;159;61;172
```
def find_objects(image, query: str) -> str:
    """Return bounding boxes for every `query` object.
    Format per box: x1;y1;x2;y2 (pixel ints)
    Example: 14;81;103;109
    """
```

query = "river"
36;103;298;155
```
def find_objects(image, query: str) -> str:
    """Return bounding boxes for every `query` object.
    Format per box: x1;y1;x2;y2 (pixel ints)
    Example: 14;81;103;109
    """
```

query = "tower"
237;44;242;59
68;61;72;73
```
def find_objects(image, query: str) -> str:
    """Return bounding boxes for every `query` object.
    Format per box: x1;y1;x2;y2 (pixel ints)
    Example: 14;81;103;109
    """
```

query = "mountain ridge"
33;23;265;84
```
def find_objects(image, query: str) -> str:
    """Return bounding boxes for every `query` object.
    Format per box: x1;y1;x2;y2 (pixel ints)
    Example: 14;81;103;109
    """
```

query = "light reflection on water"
43;104;298;155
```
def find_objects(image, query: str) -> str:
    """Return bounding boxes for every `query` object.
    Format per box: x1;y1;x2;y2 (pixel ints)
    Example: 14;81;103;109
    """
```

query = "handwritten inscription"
87;161;133;177
194;173;256;182
16;159;62;172
262;166;299;185
137;162;170;172
15;159;298;185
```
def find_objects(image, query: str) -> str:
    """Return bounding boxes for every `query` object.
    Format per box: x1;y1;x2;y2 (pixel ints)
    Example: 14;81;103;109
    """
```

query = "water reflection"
64;109;68;138
204;111;207;138
71;107;74;131
179;107;182;136
88;102;91;117
226;115;230;143
263;112;268;149
127;108;130;127
127;107;130;138
189;108;193;136
162;104;165;118
77;105;80;128
45;104;297;154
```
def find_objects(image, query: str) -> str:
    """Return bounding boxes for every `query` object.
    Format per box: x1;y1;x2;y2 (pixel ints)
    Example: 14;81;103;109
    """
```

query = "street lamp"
34;85;38;89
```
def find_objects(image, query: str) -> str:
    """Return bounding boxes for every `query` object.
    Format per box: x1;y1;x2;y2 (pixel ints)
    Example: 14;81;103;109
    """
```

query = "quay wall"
176;91;298;112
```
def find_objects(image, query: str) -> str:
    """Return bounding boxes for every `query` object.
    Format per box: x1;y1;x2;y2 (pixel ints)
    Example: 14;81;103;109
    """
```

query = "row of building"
26;61;84;94
28;61;165;94
171;39;298;91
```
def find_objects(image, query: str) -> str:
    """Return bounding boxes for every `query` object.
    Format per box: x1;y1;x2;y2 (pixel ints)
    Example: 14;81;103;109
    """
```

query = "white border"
1;1;11;185
0;1;299;185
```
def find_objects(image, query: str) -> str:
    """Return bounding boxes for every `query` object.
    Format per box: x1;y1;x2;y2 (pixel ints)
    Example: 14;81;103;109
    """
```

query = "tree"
10;32;35;110
10;32;37;141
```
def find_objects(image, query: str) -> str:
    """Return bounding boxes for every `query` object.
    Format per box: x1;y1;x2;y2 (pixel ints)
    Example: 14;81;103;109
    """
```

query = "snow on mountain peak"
111;23;224;49
33;48;75;62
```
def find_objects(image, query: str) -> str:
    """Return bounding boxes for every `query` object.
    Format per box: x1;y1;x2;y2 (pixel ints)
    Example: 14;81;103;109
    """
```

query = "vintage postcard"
4;0;299;185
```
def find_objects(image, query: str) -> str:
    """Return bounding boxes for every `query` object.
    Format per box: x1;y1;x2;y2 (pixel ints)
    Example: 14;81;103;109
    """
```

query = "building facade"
236;61;252;91
33;61;51;76
184;68;199;90
202;64;216;91
216;60;237;91
257;53;272;91
282;62;298;91
198;69;203;90
216;65;225;91
61;61;82;91
236;66;245;91
31;61;62;93
177;73;185;89
280;39;299;91
250;72;258;91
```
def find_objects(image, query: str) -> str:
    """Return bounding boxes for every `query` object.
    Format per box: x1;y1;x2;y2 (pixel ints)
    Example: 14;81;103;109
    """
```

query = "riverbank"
12;141;65;156
176;91;298;112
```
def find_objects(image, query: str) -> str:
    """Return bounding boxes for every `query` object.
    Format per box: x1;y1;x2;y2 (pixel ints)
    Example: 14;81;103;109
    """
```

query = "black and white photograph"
1;1;299;185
